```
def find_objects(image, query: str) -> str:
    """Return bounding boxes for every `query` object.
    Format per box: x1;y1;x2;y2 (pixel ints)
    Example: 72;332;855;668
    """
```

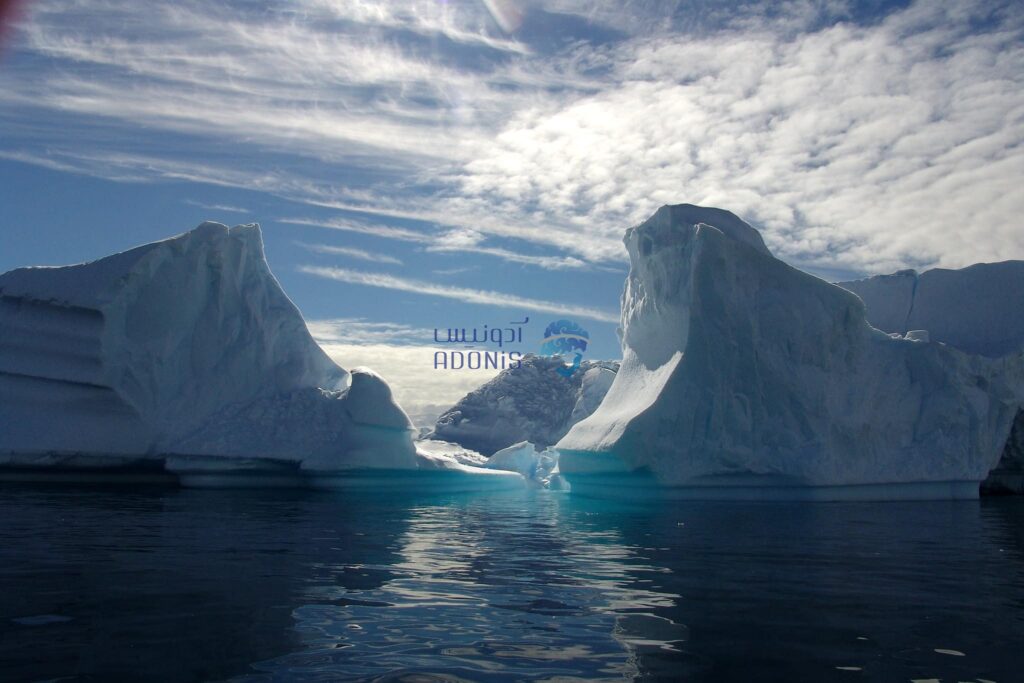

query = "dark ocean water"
0;485;1022;682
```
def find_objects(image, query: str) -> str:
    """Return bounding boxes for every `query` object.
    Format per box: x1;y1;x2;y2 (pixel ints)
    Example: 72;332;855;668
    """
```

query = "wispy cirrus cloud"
427;242;589;270
183;199;249;214
433;265;480;276
296;241;403;265
299;264;619;323
297;0;530;54
285;216;597;269
306;318;429;345
280;216;433;244
425;227;589;269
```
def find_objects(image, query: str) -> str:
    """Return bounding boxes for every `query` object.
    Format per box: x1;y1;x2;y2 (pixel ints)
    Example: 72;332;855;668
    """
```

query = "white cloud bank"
306;318;500;427
2;0;1023;273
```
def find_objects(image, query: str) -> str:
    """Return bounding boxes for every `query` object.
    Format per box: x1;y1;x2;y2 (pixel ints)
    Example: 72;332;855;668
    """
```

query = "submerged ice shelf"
555;204;1024;500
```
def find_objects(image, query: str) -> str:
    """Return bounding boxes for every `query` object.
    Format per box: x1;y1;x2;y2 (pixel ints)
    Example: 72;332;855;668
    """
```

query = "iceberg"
0;221;522;490
483;440;565;489
556;204;1024;500
836;261;1024;493
409;442;524;493
836;261;1024;358
432;354;619;455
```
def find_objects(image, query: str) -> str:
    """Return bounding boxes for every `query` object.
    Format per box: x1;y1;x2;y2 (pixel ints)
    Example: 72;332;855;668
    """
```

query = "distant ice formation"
0;222;521;490
432;354;618;455
556;205;1024;500
837;262;1024;358
837;261;1024;493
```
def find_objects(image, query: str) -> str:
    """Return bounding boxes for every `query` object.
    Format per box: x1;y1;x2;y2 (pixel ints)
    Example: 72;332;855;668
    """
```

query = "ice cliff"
556;205;1024;499
837;262;1024;492
836;262;1024;358
431;355;618;455
0;223;421;473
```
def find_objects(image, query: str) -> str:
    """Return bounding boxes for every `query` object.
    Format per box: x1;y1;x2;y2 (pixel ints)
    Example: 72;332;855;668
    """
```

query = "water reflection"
0;485;1022;682
259;492;685;681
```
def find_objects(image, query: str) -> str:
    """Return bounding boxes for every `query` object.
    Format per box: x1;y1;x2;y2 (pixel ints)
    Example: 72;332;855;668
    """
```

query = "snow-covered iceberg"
556;204;1024;500
432;355;618;455
0;221;522;490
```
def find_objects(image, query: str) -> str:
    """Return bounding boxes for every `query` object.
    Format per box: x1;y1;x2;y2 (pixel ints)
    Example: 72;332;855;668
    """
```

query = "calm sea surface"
0;485;1022;682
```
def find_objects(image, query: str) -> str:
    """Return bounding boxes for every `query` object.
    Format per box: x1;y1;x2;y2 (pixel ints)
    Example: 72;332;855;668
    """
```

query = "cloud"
434;228;485;249
286;216;597;269
433;265;480;276
183;199;249;214
280;216;433;244
296;241;403;265
298;0;530;54
427;242;589;270
306;317;501;427
4;0;1024;274
425;226;590;269
306;318;430;345
299;264;619;323
302;198;623;262
451;2;1024;273
315;341;500;428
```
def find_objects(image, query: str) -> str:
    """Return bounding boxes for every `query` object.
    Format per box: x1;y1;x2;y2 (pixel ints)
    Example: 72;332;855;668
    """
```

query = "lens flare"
482;0;523;33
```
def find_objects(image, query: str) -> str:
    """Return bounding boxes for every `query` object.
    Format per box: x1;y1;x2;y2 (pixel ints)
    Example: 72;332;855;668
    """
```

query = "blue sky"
1;0;1023;423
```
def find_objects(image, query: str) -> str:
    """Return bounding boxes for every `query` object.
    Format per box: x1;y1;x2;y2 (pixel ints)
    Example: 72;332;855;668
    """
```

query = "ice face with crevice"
556;204;1024;499
0;222;418;472
837;261;1024;358
837;260;1024;492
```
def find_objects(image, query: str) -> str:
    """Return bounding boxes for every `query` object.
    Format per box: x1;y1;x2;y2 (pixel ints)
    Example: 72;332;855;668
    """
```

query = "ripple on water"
0;488;1021;682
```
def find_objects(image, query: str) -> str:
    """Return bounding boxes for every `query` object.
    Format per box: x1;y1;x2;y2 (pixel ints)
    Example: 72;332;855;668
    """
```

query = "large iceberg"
432;355;618;455
556;205;1024;500
0;222;521;490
